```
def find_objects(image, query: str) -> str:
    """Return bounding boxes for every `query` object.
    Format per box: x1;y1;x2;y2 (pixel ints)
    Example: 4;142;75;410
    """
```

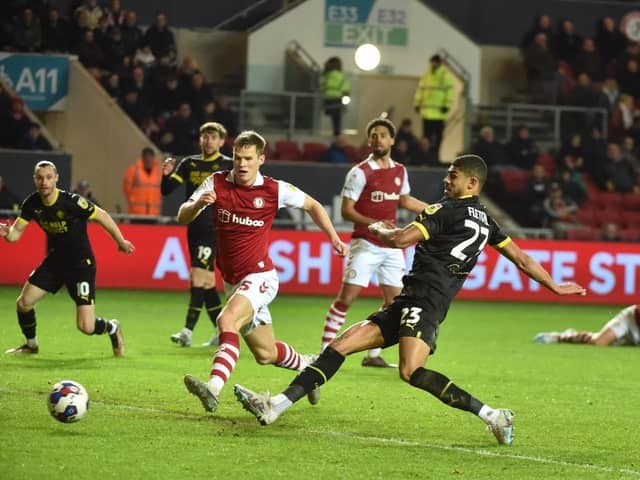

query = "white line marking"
313;429;640;477
3;387;638;476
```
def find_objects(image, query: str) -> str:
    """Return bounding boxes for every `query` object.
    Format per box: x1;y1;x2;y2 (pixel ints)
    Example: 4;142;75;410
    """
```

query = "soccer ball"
47;380;89;423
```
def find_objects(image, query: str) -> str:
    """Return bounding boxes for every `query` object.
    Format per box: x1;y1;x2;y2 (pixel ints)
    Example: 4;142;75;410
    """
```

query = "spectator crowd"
0;0;237;155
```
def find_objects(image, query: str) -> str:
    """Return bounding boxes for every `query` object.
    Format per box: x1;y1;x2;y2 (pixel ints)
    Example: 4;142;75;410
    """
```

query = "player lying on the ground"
233;154;587;446
534;304;639;346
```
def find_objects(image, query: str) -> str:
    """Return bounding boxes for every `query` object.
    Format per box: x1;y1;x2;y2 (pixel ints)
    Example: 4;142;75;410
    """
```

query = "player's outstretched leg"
184;374;219;413
109;319;125;357
233;384;278;425
486;409;515;445
235;346;346;425
409;367;515;445
300;354;320;405
184;331;240;413
6;309;39;354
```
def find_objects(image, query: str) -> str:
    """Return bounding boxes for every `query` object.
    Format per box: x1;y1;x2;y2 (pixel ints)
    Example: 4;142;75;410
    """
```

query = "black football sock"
409;367;483;414
18;309;36;340
92;317;108;335
185;287;205;331
203;287;222;327
283;346;345;403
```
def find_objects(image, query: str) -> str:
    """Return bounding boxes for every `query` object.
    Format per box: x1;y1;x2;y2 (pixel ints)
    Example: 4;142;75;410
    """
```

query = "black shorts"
368;300;443;354
29;255;96;306
187;229;215;271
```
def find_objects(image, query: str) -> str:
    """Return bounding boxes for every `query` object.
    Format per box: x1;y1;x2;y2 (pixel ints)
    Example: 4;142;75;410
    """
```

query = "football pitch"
1;286;638;479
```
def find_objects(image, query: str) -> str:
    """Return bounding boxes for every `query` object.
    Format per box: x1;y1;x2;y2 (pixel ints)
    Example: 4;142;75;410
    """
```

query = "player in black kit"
0;161;135;356
234;154;587;445
161;122;231;347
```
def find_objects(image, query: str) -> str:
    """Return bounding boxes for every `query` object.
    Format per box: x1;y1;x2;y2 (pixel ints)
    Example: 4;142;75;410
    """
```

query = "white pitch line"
3;387;639;477
313;429;640;477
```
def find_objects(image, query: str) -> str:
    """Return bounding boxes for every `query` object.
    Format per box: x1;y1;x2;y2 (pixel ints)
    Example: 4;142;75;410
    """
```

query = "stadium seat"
535;152;556;177
622;193;640;211
302;142;328;162
274;140;302;161
340;145;357;163
500;169;530;195
594;208;623;227
582;175;599;197
575;206;600;227
566;227;598;241
621;211;640;229
590;191;624;210
620;228;640;242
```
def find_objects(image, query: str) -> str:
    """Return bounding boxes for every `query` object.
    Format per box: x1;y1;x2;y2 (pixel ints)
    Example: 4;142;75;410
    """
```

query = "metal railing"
504;103;608;144
237;89;322;138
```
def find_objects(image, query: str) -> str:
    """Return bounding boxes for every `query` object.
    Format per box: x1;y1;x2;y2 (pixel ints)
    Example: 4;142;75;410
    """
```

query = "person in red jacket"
122;147;162;218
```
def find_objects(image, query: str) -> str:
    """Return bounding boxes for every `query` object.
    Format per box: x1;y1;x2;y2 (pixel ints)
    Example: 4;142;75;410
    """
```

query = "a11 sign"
0;53;69;111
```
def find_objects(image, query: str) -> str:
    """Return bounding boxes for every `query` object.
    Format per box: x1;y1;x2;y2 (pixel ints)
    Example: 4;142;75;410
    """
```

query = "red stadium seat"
622;193;640;211
343;145;358;163
620;228;640;242
535;152;556;177
594;208;623;227
566;227;598;241
590;191;624;210
575;206;600;227
357;145;371;161
274;140;302;161
302;142;328;162
621;211;640;228
500;169;530;195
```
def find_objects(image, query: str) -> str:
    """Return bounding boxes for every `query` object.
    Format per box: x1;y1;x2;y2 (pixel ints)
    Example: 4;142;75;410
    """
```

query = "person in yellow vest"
322;56;350;136
413;54;455;162
122;147;162;218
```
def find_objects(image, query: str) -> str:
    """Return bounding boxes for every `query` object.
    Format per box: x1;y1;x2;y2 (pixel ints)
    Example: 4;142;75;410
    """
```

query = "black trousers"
324;98;343;136
422;119;445;160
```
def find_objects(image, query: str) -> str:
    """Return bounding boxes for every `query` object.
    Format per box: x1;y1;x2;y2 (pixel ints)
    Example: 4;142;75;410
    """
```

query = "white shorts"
604;305;640;346
223;269;279;336
342;238;405;288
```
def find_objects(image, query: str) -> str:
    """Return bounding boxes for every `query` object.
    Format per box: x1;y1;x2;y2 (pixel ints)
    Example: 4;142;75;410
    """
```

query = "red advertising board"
1;223;638;304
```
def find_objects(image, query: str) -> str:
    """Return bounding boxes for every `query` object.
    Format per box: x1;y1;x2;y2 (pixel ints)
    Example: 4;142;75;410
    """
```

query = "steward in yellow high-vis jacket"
322;57;350;136
413;54;454;161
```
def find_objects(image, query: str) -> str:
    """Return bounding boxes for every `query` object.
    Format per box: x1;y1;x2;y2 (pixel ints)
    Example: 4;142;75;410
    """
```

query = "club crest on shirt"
56;210;65;219
394;176;401;186
253;197;264;208
424;203;443;215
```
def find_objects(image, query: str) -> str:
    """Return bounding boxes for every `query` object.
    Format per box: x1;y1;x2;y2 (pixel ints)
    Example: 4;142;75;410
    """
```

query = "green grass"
1;286;639;479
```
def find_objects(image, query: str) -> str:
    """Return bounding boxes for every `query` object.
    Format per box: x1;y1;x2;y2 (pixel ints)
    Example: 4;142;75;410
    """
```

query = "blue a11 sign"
0;53;69;111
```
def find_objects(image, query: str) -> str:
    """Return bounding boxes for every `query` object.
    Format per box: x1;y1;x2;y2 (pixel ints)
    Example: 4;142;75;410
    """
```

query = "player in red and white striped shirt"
321;118;428;367
177;130;347;414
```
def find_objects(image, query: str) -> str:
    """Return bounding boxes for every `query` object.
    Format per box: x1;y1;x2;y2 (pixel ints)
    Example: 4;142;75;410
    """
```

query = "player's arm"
177;193;215;224
368;221;423;249
341;197;380;226
177;176;215;224
399;194;429;215
495;240;586;296
92;207;135;254
303;195;347;256
0;218;28;243
161;157;182;195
